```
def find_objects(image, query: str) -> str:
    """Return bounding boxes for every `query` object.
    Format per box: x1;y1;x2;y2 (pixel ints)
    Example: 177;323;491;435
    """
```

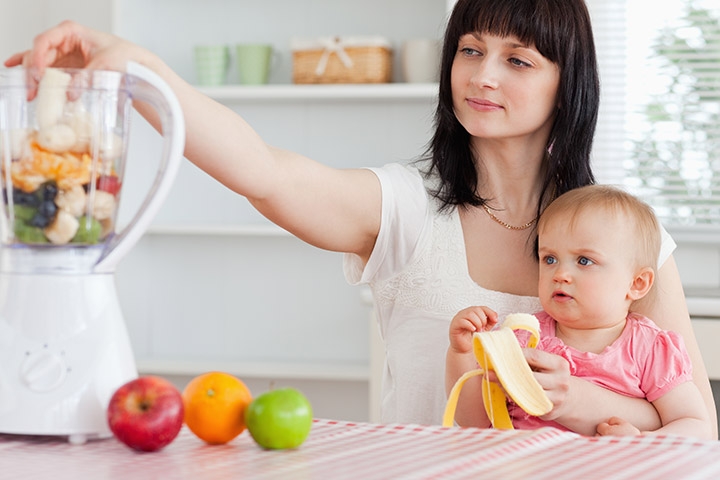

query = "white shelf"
136;358;369;382
146;224;292;236
196;83;438;103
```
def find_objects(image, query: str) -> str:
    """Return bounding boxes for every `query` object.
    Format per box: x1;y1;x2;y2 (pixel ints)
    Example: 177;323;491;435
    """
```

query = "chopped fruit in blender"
1;69;124;247
39;181;58;202
55;185;87;217
37;124;78;153
10;145;92;193
44;210;79;245
13;205;36;222
35;68;72;130
14;222;48;244
54;184;86;218
12;188;40;207
28;200;58;228
92;191;116;220
96;175;122;196
72;215;102;244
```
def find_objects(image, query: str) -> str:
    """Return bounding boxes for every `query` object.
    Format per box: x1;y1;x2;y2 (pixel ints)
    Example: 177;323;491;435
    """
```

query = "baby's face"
537;208;638;329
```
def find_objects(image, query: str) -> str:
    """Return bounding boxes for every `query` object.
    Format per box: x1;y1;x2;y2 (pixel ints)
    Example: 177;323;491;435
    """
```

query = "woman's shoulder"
368;162;448;216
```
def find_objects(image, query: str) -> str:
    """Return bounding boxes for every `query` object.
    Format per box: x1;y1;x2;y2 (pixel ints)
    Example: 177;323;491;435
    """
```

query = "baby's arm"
445;306;498;427
597;382;712;439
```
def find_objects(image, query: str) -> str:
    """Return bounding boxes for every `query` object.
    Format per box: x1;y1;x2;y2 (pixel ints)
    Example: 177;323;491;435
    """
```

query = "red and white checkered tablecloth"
1;419;719;479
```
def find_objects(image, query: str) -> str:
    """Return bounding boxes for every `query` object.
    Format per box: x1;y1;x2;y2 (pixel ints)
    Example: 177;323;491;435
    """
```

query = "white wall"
0;0;112;62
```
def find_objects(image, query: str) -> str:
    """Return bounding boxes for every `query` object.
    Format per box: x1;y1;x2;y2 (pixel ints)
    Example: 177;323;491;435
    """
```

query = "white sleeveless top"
344;163;676;425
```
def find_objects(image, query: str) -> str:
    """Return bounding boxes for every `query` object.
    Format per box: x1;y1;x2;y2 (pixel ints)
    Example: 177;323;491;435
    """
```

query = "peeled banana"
443;313;553;429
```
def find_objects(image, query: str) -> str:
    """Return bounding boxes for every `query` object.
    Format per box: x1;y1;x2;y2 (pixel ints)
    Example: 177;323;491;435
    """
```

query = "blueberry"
40;182;58;202
38;200;57;218
13;188;40;207
28;200;58;228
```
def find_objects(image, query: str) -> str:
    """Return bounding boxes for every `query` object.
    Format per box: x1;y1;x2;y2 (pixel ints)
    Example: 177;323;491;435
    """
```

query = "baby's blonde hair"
538;185;661;273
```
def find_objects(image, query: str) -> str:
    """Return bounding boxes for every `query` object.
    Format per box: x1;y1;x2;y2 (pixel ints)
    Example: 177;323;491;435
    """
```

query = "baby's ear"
628;267;655;301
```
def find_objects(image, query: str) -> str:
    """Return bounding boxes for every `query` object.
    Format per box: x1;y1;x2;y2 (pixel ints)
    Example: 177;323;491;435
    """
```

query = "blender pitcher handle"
94;61;185;273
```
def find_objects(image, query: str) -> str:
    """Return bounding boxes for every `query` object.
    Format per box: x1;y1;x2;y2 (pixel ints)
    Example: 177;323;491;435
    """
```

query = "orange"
182;371;253;444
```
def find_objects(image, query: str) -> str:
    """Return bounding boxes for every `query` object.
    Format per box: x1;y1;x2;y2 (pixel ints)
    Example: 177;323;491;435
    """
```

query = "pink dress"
509;311;693;431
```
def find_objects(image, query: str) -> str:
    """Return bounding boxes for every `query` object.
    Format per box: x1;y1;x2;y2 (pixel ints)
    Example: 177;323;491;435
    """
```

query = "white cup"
401;39;441;83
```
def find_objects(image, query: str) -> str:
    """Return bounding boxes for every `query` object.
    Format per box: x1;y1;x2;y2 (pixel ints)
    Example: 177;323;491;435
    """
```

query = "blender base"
0;272;137;439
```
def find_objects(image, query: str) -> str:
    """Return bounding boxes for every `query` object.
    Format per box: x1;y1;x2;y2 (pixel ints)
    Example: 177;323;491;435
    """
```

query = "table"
1;419;719;479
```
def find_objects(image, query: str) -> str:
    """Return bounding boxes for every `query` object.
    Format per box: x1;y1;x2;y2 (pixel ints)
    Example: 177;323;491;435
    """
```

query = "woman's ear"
628;267;655;301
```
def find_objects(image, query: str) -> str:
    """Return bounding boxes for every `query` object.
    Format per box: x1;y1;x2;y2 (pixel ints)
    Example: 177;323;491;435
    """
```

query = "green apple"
245;387;313;450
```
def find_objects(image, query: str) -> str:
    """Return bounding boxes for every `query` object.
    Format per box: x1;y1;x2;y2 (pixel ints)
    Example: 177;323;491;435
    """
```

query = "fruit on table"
182;371;253;445
107;375;185;452
245;387;313;450
443;313;553;429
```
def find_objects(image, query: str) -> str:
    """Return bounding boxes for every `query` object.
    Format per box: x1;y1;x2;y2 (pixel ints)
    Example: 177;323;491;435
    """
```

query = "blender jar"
0;66;183;274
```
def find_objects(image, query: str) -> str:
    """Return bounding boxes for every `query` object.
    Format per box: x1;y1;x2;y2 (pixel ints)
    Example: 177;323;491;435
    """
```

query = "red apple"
107;376;184;452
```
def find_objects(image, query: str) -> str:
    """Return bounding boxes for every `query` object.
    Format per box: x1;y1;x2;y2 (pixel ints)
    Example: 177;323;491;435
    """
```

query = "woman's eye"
509;57;530;67
578;257;594;266
460;47;480;56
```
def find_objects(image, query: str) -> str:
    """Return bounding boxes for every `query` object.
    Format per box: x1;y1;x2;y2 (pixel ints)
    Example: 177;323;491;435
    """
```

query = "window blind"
587;0;720;228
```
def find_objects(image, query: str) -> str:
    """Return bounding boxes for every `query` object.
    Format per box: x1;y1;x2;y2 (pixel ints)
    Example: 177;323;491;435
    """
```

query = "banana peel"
443;313;553;429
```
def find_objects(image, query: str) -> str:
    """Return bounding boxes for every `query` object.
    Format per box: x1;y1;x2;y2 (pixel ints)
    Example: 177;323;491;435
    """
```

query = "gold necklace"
482;204;537;231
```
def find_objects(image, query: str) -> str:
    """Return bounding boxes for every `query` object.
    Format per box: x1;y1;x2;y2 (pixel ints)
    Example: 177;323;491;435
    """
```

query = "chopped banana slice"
36;68;72;130
91;190;116;220
44;209;79;245
443;313;553;429
37;124;78;153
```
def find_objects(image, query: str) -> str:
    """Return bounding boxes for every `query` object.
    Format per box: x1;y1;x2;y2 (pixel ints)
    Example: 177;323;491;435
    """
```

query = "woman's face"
451;33;560;145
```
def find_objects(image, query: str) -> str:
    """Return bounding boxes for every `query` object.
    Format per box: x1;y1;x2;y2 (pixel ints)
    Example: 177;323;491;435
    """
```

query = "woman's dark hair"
423;0;598;217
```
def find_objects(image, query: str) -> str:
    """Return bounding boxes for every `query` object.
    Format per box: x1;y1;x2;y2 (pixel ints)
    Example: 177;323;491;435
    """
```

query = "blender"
0;63;184;443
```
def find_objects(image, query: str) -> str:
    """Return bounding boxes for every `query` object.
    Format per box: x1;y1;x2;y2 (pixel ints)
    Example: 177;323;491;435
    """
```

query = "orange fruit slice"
182;371;253;444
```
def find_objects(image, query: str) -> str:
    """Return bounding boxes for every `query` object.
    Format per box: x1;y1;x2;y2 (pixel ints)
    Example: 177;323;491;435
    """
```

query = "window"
588;0;720;228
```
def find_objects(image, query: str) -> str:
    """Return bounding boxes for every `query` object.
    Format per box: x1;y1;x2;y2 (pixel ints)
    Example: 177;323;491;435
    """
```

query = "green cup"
194;45;229;86
235;44;273;85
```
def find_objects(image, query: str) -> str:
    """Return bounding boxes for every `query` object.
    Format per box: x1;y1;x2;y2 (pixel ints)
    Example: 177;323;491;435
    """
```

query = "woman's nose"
471;58;500;89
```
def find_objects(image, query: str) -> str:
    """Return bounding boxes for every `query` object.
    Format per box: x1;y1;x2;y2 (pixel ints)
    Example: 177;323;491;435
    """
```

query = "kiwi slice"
72;215;102;244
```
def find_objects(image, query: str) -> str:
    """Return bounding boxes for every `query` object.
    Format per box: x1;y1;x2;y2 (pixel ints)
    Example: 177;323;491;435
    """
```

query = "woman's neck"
472;138;546;215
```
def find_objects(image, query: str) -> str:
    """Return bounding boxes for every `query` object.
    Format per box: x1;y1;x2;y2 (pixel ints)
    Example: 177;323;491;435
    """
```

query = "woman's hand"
4;20;153;95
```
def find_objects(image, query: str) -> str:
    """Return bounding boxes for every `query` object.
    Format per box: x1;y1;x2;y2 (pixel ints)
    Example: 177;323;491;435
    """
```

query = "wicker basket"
291;36;392;84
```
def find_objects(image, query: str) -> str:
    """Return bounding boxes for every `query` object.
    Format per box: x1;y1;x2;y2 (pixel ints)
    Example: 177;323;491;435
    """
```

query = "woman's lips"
467;98;503;111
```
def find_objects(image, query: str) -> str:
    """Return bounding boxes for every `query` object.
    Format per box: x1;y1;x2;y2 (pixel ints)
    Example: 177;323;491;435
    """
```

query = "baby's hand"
596;416;642;437
448;306;498;354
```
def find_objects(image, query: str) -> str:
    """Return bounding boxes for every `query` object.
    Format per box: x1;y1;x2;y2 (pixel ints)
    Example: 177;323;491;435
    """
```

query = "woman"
8;0;715;435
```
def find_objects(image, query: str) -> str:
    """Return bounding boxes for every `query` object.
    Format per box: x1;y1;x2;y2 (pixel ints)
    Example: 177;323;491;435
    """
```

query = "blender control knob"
20;350;68;392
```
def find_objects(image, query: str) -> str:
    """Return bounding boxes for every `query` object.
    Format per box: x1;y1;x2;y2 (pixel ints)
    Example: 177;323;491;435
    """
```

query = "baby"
446;185;711;438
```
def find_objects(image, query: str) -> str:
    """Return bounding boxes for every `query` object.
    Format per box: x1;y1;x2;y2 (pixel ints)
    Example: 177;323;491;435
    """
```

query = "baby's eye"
578;257;594;266
543;256;557;265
